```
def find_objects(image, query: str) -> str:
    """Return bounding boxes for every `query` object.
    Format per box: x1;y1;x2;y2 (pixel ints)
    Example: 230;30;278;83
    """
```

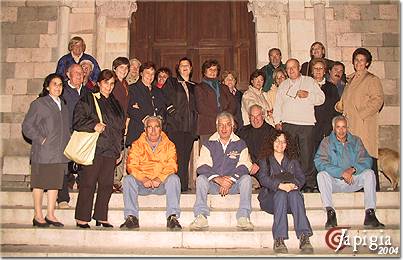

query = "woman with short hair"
22;73;70;228
73;69;125;228
241;69;274;127
335;47;384;191
56;36;101;82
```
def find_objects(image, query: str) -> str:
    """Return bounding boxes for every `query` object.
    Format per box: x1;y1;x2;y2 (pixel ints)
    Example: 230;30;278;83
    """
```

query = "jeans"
193;174;252;219
317;169;377;210
122;174;181;219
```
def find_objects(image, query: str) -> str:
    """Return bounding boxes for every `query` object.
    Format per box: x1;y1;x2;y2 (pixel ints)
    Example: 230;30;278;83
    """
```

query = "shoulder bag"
63;93;102;165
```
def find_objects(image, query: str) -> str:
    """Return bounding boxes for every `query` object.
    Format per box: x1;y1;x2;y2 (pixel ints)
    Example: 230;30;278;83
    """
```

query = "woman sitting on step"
252;130;314;254
22;73;70;228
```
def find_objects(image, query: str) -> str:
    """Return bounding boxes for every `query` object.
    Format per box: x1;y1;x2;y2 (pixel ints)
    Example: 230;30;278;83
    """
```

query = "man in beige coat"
335;48;384;191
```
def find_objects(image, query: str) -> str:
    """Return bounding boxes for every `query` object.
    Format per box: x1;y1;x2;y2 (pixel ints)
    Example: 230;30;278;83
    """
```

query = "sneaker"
236;217;254;231
364;209;385;229
167;215;182;231
273;238;288;254
58;201;70;209
325;208;337;229
299;233;314;254
189;214;209;231
119;215;139;229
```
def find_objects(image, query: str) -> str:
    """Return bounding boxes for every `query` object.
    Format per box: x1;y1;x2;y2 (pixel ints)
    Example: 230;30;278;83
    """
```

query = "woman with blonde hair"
56;36;101;82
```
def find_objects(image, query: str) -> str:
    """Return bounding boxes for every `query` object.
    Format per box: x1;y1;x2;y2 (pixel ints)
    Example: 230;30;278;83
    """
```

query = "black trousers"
372;157;380;191
168;131;195;192
282;123;315;189
75;155;115;222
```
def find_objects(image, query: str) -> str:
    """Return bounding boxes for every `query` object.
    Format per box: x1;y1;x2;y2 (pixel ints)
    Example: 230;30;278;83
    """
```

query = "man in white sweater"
273;58;325;192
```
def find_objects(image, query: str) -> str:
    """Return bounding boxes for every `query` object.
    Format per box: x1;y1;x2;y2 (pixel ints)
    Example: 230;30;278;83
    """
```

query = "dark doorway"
129;1;256;90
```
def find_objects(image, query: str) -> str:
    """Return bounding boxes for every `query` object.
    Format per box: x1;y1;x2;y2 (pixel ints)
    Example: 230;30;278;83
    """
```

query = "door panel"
130;1;255;90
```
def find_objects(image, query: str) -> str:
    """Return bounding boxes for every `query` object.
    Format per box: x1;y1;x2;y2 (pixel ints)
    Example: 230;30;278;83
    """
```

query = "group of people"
22;36;386;253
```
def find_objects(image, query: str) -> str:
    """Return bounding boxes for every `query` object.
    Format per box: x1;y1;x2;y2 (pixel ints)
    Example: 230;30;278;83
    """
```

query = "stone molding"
95;0;137;19
247;0;288;22
57;0;74;8
310;0;326;6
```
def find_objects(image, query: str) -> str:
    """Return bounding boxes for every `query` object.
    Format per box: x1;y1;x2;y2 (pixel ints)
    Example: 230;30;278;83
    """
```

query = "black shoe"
45;217;64;227
120;215;139;229
76;222;90;229
302;186;314;193
33;218;50;228
364;209;385;229
273;238;288;254
299;233;314;254
96;220;113;228
325;208;338;229
167;214;182;231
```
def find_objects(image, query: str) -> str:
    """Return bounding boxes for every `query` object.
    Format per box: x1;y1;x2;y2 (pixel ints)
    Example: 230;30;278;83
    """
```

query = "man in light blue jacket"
314;115;384;229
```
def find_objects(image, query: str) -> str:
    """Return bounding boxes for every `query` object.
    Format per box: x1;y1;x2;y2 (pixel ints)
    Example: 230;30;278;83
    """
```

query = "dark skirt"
31;163;67;189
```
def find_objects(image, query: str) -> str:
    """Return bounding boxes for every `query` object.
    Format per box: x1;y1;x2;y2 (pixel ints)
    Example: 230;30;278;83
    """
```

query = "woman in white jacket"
241;69;274;126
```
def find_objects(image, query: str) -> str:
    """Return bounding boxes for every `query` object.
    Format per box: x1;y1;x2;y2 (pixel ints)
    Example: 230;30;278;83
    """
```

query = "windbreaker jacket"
162;76;197;136
314;131;372;178
196;132;252;182
126;131;178;182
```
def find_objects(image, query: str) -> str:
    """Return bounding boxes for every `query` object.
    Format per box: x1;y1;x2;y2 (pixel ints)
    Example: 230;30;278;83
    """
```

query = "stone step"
1;191;400;209
1;244;399;257
1;224;400;251
1;206;399;228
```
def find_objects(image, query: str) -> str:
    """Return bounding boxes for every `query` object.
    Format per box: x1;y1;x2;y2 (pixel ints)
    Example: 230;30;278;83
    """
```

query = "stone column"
95;0;137;68
311;0;327;47
57;0;73;57
247;0;289;66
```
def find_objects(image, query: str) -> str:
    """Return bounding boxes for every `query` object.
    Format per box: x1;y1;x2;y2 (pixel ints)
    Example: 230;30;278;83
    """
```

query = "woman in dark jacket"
311;58;341;152
162;57;198;192
126;61;166;147
194;59;236;145
22;73;70;228
253;130;313;254
73;69;125;228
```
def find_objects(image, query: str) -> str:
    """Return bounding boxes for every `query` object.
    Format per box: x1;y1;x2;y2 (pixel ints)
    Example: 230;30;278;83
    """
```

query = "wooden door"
129;1;256;90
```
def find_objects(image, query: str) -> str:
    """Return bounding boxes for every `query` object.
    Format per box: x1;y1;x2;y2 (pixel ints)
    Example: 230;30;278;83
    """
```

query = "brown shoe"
113;183;122;193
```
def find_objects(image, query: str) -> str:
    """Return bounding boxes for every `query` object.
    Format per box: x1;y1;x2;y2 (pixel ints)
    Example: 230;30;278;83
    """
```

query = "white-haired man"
190;112;253;231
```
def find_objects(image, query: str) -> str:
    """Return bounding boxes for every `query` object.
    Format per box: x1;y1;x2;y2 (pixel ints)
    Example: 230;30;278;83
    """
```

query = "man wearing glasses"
273;58;325;193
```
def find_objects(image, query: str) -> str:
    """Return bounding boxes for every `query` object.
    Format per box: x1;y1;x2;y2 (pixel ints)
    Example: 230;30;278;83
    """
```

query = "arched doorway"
129;1;256;90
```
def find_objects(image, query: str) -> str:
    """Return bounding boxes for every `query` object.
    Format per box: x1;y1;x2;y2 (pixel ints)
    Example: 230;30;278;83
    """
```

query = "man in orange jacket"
120;116;182;231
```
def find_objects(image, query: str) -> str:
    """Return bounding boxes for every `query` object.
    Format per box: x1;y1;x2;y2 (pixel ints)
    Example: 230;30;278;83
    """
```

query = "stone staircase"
0;189;400;257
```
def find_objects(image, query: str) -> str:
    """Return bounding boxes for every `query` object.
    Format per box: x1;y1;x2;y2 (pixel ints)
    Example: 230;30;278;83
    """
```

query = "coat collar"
208;131;240;142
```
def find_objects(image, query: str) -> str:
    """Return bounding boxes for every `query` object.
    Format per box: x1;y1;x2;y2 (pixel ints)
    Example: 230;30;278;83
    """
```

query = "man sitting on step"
120;116;182;231
189;112;254;231
314;115;385;229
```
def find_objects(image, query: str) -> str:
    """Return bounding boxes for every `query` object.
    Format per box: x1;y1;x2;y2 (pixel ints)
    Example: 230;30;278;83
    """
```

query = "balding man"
273;58;325;193
57;63;91;208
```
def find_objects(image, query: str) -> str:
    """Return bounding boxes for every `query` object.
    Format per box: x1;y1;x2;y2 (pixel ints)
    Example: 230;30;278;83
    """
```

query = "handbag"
276;171;295;184
63;93;103;165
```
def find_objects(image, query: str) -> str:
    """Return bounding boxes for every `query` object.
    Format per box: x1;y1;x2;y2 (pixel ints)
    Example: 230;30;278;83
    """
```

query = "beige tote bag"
64;93;103;165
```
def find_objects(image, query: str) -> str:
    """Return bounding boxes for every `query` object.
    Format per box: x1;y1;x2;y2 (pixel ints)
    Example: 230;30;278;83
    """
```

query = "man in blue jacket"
314;115;384;229
189;112;253;231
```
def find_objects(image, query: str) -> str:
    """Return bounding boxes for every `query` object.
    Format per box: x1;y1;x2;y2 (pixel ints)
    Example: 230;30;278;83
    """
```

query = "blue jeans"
193;174;252;219
317;169;376;210
122;174;181;219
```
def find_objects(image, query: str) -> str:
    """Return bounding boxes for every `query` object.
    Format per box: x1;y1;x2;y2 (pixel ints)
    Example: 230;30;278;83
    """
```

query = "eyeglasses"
286;84;298;99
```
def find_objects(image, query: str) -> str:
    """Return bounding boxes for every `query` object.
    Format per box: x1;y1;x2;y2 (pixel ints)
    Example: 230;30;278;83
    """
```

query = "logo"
325;226;350;251
325;227;398;254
